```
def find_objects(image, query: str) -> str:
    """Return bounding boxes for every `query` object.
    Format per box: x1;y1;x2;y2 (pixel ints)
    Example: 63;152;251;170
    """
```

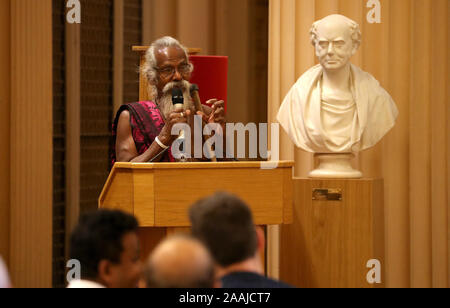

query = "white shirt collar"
67;279;106;288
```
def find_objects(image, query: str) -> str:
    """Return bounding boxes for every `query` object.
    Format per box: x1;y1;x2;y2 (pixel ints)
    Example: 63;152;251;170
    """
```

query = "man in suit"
67;209;142;288
189;192;292;288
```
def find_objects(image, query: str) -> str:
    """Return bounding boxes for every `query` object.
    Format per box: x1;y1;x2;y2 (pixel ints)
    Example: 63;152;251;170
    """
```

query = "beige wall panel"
177;0;213;54
10;0;53;288
447;0;450;287
294;0;316;82
214;0;228;55
268;0;294;162
382;0;411;288
278;0;296;163
430;0;449;288
410;0;432;288
280;0;296;96
143;0;177;44
448;2;450;283
266;0;282;280
0;0;11;265
219;0;250;124
268;0;281;129
315;0;339;18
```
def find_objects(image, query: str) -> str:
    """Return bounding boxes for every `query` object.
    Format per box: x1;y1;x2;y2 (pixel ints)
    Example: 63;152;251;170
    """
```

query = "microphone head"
171;88;184;106
190;84;199;94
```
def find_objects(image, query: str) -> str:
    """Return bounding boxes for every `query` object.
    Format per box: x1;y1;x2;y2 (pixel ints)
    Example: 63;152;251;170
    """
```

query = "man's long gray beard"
158;80;195;120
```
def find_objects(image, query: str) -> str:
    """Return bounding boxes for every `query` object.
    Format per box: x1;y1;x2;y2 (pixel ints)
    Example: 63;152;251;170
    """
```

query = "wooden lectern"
99;161;294;268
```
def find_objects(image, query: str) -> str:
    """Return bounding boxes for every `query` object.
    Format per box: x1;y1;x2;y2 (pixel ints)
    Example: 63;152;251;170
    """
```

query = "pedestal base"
280;178;385;288
309;153;362;179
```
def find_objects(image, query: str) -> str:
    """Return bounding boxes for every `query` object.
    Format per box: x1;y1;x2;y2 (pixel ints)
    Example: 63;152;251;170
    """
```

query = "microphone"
171;87;186;160
171;87;184;110
189;84;203;114
189;84;217;162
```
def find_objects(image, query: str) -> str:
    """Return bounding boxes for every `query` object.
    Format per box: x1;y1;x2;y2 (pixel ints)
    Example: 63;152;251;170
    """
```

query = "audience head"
144;234;215;288
0;256;11;288
189;192;262;268
69;209;141;288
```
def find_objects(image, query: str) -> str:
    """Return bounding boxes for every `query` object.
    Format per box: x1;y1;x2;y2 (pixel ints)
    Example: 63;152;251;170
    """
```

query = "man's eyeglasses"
154;63;192;79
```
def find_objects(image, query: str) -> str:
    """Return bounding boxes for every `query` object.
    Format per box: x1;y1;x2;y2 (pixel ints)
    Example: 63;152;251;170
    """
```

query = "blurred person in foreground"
67;209;142;288
189;192;293;288
0;255;11;288
144;234;216;288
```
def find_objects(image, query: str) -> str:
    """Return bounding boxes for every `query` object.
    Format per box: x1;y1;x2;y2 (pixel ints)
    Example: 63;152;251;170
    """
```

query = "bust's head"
310;14;361;72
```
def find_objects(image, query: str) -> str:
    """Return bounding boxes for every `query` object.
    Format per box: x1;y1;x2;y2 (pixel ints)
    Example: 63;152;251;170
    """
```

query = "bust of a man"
277;14;398;154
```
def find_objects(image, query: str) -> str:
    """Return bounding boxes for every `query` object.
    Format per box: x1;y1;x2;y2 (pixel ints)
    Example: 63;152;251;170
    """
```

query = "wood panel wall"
10;0;53;287
65;5;81;256
141;0;269;125
52;0;68;287
0;0;11;266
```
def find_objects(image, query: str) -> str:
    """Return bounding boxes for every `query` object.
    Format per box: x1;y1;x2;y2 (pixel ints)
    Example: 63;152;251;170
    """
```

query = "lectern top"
113;161;294;170
100;160;294;227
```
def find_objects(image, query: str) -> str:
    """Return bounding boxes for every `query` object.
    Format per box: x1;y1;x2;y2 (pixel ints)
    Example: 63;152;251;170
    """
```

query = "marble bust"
277;14;398;178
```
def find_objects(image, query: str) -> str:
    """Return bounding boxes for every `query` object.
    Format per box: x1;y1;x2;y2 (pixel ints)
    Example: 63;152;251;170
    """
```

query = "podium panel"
99;162;293;227
99;161;294;267
280;178;385;288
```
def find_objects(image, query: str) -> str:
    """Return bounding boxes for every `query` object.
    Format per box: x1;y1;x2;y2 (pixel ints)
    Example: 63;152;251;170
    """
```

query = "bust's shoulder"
351;64;381;86
299;64;322;80
351;65;391;95
294;64;322;87
350;65;396;110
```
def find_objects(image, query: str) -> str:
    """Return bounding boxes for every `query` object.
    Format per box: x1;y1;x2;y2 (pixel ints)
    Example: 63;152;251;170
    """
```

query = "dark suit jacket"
220;271;294;288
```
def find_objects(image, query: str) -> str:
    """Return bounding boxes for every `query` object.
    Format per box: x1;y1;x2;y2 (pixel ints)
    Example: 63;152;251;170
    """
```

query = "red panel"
189;55;228;112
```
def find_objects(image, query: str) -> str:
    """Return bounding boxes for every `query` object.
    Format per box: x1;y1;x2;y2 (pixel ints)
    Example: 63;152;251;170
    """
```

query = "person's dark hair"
69;209;139;280
189;192;258;267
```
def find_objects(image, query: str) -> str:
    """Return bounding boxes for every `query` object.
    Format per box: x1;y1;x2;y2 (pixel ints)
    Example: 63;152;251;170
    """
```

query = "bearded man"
112;36;225;163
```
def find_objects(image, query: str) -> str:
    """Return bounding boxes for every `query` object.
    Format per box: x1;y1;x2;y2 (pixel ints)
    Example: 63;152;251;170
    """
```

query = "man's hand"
197;99;226;126
196;99;227;161
158;108;191;146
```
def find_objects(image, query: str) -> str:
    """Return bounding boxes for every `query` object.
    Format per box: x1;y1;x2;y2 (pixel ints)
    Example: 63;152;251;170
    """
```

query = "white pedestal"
309;153;362;179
